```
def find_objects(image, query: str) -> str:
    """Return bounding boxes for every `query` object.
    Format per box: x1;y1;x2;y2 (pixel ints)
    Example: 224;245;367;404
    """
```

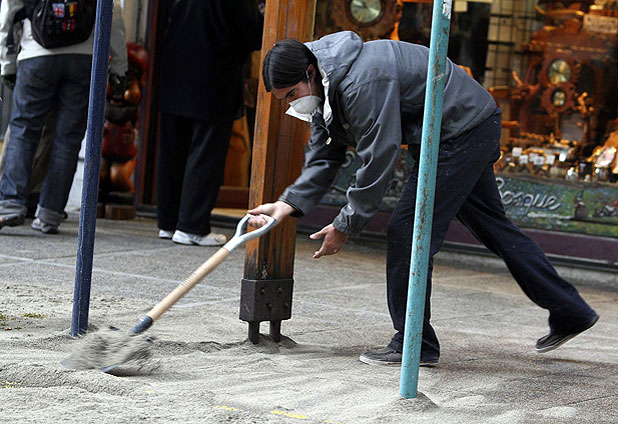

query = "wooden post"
241;0;317;342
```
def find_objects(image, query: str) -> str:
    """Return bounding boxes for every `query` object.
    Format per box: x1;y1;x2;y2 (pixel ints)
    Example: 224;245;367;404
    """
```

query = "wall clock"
547;59;572;84
348;0;383;25
325;0;402;40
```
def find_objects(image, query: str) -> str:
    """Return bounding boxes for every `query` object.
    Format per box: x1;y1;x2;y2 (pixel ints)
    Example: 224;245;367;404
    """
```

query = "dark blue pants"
156;114;232;235
386;111;597;359
0;55;91;225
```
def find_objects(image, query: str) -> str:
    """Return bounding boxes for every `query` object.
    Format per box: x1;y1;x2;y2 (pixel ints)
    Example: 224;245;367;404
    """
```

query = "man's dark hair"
262;39;318;92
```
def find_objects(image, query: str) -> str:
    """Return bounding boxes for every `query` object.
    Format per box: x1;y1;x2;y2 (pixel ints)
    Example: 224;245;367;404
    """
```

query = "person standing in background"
156;0;264;246
0;0;128;234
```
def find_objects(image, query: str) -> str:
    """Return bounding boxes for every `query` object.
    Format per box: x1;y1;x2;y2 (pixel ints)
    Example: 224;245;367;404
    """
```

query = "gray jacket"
279;31;497;237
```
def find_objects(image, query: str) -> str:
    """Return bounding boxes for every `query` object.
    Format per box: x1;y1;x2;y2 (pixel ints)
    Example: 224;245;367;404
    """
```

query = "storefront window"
487;0;618;236
313;0;618;239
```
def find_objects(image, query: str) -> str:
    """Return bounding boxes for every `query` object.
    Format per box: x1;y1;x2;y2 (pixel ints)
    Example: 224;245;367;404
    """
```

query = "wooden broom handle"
147;248;231;321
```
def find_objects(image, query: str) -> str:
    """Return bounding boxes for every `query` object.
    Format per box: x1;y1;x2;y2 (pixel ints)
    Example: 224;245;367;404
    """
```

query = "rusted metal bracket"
239;278;293;343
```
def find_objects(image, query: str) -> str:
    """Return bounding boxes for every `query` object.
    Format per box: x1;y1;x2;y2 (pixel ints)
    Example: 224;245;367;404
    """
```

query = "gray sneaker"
31;218;59;234
0;213;25;230
359;347;438;367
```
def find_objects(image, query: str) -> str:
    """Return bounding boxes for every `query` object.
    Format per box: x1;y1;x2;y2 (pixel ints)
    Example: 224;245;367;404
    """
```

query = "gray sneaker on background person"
0;200;26;230
29;205;63;234
31;217;58;234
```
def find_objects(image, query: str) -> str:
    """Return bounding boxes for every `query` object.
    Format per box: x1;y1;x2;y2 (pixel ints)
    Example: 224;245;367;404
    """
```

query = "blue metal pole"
399;0;453;398
71;0;115;337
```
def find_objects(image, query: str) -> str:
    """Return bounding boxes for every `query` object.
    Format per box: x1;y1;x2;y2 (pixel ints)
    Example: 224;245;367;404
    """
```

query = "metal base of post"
240;278;293;344
247;320;281;344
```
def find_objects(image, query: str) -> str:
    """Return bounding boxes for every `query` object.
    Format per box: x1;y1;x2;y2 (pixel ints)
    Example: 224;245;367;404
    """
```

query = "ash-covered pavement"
0;213;616;423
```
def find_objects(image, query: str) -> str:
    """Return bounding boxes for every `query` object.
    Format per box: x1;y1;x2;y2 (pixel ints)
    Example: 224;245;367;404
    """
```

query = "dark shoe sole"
535;314;599;353
0;214;25;229
359;355;401;366
32;226;59;235
359;355;438;367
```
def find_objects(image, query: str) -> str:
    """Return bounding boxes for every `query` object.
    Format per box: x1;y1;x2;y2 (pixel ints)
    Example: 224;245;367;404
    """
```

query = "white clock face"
552;90;567;107
548;59;572;84
349;0;382;24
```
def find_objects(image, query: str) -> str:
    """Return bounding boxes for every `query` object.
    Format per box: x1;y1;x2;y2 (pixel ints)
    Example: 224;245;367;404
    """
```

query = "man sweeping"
248;31;599;367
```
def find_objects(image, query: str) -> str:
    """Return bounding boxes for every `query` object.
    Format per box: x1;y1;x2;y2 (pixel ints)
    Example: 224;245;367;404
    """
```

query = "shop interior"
0;0;616;265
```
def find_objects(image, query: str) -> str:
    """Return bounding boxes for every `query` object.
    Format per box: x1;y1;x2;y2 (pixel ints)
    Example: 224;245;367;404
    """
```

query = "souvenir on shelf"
100;42;149;219
490;0;618;184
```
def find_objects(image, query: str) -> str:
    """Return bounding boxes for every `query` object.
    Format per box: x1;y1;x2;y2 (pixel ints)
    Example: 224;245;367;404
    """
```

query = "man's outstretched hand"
248;202;348;259
310;224;348;259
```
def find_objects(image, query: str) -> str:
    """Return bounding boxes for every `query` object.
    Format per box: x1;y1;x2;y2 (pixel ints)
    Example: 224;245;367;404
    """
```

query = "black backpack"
8;0;97;51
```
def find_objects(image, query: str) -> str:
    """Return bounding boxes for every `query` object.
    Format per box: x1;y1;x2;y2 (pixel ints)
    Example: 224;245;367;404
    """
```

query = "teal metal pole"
399;0;453;399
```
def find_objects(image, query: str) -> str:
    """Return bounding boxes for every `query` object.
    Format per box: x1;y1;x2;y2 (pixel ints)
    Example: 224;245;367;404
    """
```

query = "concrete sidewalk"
0;214;616;423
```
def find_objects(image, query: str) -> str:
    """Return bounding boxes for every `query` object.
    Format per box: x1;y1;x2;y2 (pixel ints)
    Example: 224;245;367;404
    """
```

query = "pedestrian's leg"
0;57;57;225
385;112;503;359
456;165;598;335
386;170;440;361
156;114;192;232
37;55;91;229
176;120;233;235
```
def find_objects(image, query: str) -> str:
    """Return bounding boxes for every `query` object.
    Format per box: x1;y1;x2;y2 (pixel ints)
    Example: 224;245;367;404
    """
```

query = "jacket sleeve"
0;0;24;76
109;1;128;76
332;79;403;237
278;122;348;216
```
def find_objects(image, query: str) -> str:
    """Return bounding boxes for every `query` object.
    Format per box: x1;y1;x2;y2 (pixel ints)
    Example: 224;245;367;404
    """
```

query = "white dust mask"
289;71;321;115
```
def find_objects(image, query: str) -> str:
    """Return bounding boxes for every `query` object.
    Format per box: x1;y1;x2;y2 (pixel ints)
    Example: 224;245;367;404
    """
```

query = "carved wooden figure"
100;42;149;220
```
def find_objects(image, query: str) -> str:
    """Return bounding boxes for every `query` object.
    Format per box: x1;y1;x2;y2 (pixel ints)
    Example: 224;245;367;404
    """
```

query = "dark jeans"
0;55;91;226
157;114;232;235
386;111;597;359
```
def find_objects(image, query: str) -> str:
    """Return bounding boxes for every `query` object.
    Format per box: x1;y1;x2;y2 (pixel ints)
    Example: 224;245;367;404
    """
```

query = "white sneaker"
172;230;226;246
159;229;174;239
31;218;59;234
